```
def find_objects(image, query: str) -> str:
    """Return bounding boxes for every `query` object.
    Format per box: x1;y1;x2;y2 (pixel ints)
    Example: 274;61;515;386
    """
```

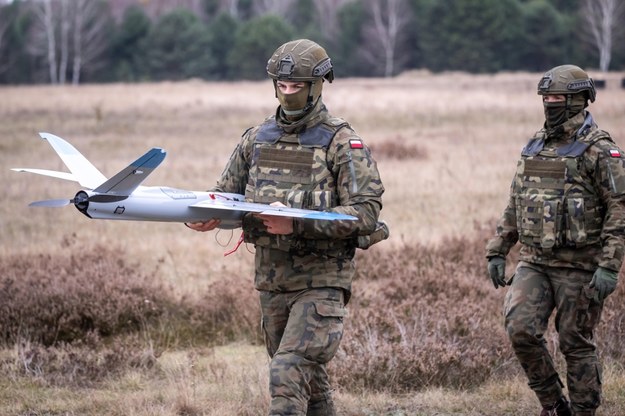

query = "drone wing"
190;198;357;221
93;147;166;196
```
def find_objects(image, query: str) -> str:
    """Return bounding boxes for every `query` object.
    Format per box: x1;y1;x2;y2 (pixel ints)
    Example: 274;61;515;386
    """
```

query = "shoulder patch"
349;139;364;149
609;149;622;158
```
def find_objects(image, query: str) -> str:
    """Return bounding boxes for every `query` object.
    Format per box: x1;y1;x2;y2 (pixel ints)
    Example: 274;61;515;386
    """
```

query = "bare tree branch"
72;0;84;85
582;0;625;72
312;0;349;41
30;0;59;84
72;0;110;84
362;0;411;77
59;0;70;84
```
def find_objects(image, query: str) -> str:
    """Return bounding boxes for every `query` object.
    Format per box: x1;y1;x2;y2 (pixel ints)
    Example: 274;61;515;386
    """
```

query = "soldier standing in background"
486;65;625;416
186;39;387;415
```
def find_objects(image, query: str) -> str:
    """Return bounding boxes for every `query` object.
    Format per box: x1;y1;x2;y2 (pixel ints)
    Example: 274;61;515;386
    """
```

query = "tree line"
0;0;624;85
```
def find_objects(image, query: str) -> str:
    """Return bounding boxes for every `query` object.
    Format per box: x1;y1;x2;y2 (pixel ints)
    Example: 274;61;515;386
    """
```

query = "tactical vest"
242;116;351;253
514;129;609;250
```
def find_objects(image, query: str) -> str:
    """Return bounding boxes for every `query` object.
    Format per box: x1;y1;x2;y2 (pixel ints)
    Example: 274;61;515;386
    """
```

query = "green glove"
487;256;507;289
589;267;618;302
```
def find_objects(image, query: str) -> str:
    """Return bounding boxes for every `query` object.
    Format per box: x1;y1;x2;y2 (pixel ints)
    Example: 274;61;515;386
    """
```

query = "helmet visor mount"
277;54;295;78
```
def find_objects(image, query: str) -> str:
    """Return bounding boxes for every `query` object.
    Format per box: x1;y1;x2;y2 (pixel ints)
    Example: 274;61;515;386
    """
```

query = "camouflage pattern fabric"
486;111;625;272
261;288;345;416
486;110;624;414
211;99;384;414
505;262;603;414
213;99;385;295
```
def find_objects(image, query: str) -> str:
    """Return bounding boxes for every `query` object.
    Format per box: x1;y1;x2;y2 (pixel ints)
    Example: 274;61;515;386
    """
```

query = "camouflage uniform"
212;94;384;414
486;107;625;415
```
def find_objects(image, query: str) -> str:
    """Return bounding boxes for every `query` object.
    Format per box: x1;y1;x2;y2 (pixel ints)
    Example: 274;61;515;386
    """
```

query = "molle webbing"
258;147;313;183
516;155;602;249
524;159;566;179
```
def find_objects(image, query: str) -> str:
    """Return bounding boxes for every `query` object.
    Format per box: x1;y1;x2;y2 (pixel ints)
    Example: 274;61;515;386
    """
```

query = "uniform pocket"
566;197;587;245
541;199;561;249
285;189;306;208
305;301;347;364
576;285;602;338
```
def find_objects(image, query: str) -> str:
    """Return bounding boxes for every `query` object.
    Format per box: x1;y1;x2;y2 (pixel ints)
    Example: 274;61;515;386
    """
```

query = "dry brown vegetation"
1;70;625;415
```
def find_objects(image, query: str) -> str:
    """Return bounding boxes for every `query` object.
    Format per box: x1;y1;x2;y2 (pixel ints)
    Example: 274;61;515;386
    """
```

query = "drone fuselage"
75;187;245;228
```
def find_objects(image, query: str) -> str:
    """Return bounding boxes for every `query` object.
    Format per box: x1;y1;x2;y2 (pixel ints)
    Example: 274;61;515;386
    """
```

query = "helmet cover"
537;64;596;103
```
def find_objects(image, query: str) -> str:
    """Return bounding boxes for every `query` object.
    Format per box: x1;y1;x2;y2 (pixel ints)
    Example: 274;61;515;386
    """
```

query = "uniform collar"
276;99;327;134
544;111;587;142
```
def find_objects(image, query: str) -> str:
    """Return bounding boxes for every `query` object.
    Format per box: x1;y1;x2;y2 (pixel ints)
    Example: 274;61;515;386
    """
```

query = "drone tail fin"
38;132;108;189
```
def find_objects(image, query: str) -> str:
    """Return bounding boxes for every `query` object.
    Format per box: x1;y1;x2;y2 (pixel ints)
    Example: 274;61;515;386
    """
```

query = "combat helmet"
537;64;596;103
267;39;334;83
266;39;334;117
537;65;595;129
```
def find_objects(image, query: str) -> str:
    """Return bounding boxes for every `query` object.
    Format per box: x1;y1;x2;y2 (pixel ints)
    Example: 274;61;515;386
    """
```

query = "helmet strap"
565;94;572;120
301;80;317;114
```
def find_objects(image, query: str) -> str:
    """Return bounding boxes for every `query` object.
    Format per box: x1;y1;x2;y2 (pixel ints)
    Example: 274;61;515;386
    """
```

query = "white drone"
12;133;356;229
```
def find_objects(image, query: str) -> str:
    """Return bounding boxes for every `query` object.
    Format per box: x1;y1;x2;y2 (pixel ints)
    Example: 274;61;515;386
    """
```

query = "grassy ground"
2;70;625;415
2;347;624;415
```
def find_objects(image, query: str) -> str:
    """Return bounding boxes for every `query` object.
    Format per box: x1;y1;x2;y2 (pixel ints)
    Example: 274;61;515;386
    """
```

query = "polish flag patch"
349;139;364;149
610;149;621;158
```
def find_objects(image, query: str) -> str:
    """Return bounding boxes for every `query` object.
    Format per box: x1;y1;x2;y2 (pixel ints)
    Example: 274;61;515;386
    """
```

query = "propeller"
29;191;91;209
29;199;72;207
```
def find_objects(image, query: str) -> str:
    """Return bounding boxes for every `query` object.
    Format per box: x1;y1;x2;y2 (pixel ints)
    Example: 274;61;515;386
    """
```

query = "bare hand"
185;219;221;232
257;202;293;235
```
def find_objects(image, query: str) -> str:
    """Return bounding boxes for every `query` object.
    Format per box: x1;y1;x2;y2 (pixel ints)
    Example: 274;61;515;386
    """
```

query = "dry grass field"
1;70;625;415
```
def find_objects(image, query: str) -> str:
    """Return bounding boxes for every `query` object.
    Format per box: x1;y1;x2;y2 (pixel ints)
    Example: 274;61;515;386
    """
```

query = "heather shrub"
595;281;625;362
191;278;261;345
331;231;514;392
0;246;170;346
0;333;157;387
0;243;260;386
0;242;261;349
331;226;625;393
368;136;428;161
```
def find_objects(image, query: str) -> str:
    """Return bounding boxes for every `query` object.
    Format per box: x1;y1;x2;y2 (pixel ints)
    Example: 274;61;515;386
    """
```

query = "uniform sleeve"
485;179;519;258
591;141;625;271
209;130;254;194
293;127;384;240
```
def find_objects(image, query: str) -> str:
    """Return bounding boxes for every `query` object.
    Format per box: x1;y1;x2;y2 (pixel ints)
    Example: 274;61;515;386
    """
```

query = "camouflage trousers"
504;261;604;414
260;287;347;416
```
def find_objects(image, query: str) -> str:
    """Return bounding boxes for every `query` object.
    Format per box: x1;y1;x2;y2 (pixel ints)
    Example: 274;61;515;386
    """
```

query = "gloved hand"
589;267;618;302
487;256;507;289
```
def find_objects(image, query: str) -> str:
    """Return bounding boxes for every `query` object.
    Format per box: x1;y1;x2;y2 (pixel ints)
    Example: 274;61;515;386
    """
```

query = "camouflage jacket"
486;111;625;272
212;100;385;293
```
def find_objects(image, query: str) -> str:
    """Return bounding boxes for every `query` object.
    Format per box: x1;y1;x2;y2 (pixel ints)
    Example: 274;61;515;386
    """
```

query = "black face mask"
543;94;586;129
543;101;568;129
